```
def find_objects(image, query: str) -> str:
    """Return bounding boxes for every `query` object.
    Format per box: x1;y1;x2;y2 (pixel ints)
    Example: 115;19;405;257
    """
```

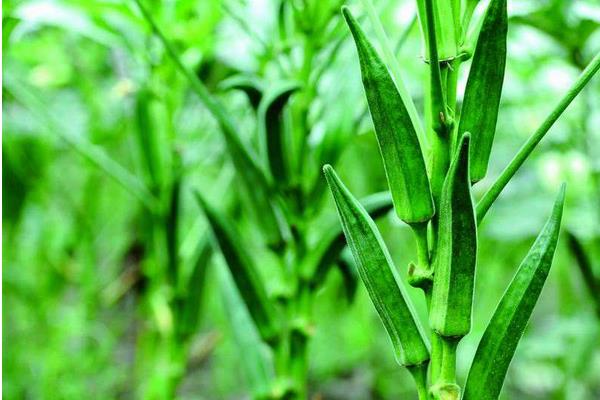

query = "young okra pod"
343;7;435;225
430;133;478;338
458;0;508;182
323;165;430;367
464;185;566;400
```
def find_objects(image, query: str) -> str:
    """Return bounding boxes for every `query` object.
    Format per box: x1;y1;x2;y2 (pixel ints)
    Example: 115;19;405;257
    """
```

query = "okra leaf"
219;74;264;110
323;165;430;366
458;0;507;182
195;192;279;343
430;134;477;338
337;252;359;303
216;263;275;398
302;191;393;287
343;8;435;225
463;184;566;400
175;233;212;339
258;82;302;184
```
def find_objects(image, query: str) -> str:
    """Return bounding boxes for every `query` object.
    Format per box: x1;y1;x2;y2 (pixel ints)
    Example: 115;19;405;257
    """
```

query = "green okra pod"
323;165;430;367
195;192;279;343
342;7;435;225
463;184;565;400
430;133;477;337
458;0;508;182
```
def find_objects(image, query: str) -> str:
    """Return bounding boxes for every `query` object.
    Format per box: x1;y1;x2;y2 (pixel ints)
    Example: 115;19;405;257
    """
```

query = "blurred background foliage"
2;0;600;399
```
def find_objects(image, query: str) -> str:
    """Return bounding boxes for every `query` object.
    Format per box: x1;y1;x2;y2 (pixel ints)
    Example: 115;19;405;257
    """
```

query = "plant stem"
412;222;431;272
431;336;460;400
476;51;600;223
407;362;430;400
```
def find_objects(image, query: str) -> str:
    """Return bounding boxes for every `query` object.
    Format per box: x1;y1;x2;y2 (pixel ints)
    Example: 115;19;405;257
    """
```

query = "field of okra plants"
3;0;600;399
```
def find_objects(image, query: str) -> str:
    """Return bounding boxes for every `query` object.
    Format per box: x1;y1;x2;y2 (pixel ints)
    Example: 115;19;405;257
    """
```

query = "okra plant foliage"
324;1;600;399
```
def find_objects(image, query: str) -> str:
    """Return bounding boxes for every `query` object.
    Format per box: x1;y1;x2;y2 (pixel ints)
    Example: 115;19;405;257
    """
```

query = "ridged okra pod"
323;165;430;367
343;7;434;225
430;134;477;337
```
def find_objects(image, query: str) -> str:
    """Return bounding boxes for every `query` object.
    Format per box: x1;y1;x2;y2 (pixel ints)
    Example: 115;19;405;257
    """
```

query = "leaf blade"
194;192;279;343
258;81;302;184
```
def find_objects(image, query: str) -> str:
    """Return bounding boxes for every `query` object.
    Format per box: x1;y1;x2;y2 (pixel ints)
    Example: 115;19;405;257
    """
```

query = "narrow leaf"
219;74;264;110
458;0;507;182
430;133;477;337
195;192;279;343
258;82;301;184
216;264;275;397
337;252;359;303
343;7;434;224
302;191;394;286
175;233;212;339
323;165;430;366
463;184;566;400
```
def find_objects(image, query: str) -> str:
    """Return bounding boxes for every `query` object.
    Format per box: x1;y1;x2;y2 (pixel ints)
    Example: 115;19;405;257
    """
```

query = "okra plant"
134;0;398;398
324;1;600;399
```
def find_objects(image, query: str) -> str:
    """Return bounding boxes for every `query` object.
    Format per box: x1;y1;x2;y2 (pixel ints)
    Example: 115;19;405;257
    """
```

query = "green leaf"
175;233;212;339
216;263;275;398
430;133;477;338
336;252;359;303
458;0;507;182
323;165;430;367
258;82;302;184
195;192;279;343
219;74;264;110
342;7;434;225
463;184;566;400
301;191;394;286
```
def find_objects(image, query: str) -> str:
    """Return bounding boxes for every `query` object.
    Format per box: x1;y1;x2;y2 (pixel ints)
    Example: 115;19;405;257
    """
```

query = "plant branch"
476;52;600;223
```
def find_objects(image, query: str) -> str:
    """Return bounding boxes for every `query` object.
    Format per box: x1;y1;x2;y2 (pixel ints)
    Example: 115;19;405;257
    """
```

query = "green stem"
439;337;458;384
412;222;430;271
430;336;460;400
423;0;448;133
476;52;600;223
408;362;430;400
